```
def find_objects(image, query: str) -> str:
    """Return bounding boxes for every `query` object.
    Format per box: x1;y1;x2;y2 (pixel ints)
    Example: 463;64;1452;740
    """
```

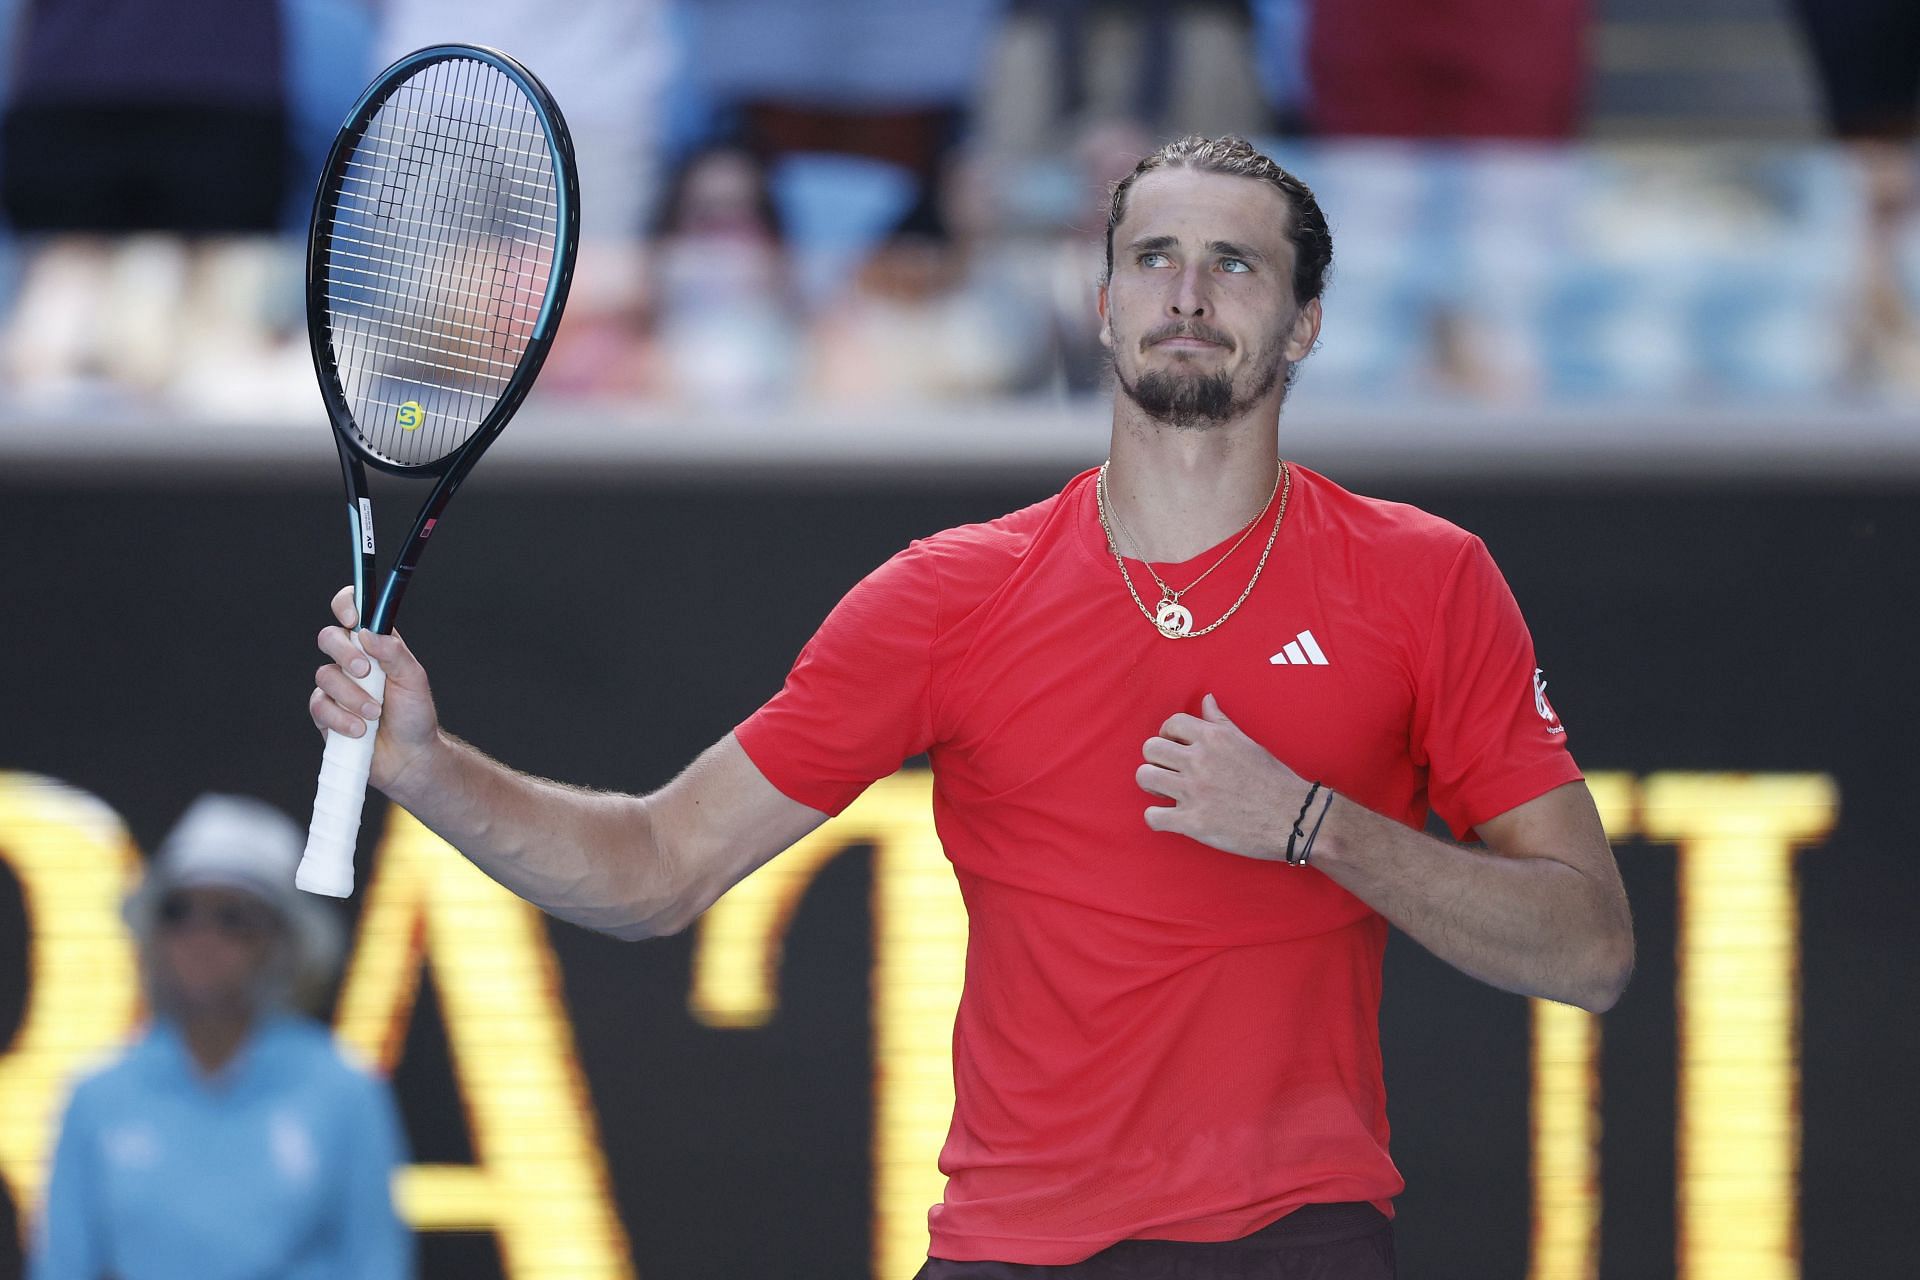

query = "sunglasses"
157;894;277;939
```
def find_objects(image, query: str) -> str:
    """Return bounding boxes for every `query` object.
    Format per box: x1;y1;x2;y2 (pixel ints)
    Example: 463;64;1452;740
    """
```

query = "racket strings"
341;59;551;462
369;64;539;398
322;56;561;468
337;155;557;228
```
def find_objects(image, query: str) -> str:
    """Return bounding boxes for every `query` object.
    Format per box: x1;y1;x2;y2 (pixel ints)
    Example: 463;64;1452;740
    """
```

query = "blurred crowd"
1;0;1919;416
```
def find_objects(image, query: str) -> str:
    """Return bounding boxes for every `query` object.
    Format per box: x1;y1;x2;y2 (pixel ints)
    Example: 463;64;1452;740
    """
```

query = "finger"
1159;712;1206;744
316;664;383;720
309;686;369;738
1135;763;1181;799
331;586;359;628
1142;736;1186;769
1202;693;1235;726
1144;803;1180;832
317;626;373;676
356;629;426;688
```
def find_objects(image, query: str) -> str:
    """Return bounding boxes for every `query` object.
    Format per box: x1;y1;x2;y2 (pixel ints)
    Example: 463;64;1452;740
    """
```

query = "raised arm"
310;587;827;939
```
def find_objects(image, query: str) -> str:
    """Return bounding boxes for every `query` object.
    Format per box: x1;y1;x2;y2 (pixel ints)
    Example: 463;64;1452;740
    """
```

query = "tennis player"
311;135;1633;1277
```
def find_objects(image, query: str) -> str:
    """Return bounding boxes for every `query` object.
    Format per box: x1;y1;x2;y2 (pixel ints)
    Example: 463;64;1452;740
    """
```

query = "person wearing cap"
29;794;414;1280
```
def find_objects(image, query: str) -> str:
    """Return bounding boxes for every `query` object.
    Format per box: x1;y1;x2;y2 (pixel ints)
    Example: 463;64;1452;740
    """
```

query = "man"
310;135;1633;1277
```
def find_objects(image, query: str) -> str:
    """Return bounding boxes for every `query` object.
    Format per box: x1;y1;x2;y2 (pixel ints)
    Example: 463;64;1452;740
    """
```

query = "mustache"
1141;322;1234;351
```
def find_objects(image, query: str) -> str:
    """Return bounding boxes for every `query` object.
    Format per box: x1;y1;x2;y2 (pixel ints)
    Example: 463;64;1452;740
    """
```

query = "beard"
1114;334;1291;430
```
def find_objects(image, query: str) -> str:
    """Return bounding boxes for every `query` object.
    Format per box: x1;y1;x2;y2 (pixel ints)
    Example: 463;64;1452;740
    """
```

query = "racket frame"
306;43;580;635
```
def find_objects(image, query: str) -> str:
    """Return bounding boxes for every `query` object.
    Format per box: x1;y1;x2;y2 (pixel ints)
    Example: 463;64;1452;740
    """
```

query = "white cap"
152;794;305;910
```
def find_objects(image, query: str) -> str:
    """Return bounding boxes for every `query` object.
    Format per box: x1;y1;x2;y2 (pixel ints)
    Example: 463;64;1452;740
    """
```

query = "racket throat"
367;567;415;635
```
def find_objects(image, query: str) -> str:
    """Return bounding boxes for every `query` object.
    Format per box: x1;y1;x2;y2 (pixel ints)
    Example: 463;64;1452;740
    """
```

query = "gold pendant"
1153;598;1193;638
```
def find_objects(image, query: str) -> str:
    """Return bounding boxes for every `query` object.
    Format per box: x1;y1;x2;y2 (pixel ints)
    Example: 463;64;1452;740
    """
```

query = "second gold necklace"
1096;460;1291;639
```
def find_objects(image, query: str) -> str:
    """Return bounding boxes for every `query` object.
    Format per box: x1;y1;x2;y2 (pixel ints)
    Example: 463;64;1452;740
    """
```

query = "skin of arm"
311;588;827;940
1138;694;1634;1013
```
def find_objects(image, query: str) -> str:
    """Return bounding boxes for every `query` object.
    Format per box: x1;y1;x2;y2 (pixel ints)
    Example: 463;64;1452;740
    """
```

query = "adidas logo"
1269;629;1329;666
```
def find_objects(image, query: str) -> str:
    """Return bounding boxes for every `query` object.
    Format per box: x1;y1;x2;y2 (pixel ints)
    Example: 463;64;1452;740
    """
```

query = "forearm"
313;609;808;938
1308;795;1632;1011
384;730;683;938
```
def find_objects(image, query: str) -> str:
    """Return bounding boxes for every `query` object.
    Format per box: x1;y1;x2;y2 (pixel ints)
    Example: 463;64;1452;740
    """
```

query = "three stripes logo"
1269;629;1329;666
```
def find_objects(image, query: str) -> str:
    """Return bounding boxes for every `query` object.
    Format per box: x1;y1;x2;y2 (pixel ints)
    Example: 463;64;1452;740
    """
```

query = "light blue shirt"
31;1014;413;1280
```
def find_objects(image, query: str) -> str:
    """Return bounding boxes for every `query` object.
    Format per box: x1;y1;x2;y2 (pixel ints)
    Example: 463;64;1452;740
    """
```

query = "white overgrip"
297;644;387;897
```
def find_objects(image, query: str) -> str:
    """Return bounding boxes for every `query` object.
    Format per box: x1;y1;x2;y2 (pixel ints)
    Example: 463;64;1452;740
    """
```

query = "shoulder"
1289;465;1514;652
60;1023;173;1112
258;1015;392;1103
1291;463;1479;569
57;1047;139;1122
852;481;1078;612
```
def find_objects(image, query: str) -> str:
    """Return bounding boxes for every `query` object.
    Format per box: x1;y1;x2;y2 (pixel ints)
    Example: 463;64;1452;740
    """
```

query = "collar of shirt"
137;1012;298;1097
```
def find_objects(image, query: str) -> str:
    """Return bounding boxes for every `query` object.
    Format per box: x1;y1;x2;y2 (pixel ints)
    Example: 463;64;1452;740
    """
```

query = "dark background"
2;465;1915;1279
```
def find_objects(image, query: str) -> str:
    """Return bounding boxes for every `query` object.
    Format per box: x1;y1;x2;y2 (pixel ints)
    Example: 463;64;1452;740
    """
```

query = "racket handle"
297;650;386;898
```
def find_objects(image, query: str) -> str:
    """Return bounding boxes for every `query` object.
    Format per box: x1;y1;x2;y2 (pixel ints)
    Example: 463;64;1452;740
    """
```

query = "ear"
1097;283;1113;351
1285;297;1322;363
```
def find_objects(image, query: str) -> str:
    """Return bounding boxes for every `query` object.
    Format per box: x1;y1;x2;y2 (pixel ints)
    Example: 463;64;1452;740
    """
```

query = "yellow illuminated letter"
332;807;635;1278
691;771;961;1280
1644;773;1837;1280
1527;771;1635;1280
0;774;141;1221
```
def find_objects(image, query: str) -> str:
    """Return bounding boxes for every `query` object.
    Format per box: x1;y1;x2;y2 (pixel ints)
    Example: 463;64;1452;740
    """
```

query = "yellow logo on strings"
397;401;424;431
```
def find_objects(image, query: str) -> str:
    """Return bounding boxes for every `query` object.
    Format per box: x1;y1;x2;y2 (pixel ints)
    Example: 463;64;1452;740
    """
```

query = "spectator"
1249;0;1311;133
375;0;676;391
0;0;301;400
30;795;413;1280
1304;0;1589;139
642;144;800;404
373;0;671;244
1043;117;1155;394
684;0;1006;305
812;154;1052;401
1789;0;1920;391
1;0;291;234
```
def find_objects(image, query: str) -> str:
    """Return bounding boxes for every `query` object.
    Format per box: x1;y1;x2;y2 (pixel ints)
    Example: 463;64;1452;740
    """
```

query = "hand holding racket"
310;587;436;798
297;45;579;897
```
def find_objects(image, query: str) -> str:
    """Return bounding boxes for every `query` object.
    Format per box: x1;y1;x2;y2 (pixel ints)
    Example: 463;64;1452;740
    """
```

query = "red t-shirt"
735;464;1580;1264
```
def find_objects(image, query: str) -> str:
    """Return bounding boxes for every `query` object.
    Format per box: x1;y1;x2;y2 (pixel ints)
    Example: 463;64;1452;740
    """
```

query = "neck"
1102;415;1281;563
180;1011;255;1077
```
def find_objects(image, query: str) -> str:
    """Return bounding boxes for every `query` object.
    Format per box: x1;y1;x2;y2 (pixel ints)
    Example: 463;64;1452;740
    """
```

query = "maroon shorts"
915;1203;1395;1279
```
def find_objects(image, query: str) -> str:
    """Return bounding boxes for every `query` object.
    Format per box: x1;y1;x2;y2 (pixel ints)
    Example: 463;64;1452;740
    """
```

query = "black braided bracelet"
1284;781;1322;865
1298;788;1337;867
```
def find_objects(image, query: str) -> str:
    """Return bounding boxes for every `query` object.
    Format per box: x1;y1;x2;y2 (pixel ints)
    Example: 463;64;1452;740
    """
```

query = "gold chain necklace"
1096;459;1290;639
1104;461;1280;604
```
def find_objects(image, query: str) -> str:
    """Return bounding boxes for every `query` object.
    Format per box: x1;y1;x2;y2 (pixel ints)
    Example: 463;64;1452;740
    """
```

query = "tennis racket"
296;45;579;897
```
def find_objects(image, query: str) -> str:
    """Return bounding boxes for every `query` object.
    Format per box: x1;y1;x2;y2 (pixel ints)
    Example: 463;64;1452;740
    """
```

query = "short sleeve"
735;542;939;816
1410;535;1582;839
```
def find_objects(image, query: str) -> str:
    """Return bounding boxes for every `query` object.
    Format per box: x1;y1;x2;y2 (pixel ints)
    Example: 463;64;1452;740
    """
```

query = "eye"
1219;257;1251;274
1138;251;1171;268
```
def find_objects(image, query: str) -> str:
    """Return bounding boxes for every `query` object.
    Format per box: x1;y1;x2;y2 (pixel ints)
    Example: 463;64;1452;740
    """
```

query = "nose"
1170;261;1210;318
